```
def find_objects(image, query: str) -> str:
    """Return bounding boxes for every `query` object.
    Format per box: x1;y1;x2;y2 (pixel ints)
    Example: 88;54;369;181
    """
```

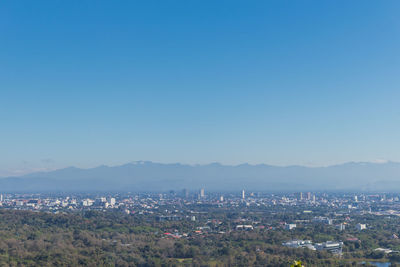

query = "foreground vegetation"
0;209;399;266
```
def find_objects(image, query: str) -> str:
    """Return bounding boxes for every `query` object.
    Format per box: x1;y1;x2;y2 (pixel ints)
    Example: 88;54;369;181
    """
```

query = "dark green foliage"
0;210;397;266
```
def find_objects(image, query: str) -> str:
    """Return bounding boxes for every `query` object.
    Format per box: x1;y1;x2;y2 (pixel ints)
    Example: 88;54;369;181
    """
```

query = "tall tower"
200;188;205;198
241;190;245;200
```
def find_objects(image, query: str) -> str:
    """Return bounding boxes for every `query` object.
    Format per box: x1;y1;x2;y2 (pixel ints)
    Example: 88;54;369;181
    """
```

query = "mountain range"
1;161;400;192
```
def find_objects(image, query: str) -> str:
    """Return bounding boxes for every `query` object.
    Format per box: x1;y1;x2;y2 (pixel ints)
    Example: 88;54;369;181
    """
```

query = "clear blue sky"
1;0;400;176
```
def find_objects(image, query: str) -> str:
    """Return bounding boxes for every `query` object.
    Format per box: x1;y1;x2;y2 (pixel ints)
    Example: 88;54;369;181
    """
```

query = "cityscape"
0;189;399;265
2;0;400;266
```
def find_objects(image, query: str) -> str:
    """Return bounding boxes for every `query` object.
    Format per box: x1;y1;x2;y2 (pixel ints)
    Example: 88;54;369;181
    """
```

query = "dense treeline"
0;210;397;266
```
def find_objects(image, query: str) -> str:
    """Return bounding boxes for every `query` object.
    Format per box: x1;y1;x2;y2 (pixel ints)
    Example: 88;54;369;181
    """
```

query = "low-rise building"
282;240;315;250
356;223;366;230
236;225;253;230
315;241;343;254
285;223;296;230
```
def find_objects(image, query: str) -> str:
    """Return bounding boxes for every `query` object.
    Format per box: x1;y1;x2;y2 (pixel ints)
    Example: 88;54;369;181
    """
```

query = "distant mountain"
1;161;400;192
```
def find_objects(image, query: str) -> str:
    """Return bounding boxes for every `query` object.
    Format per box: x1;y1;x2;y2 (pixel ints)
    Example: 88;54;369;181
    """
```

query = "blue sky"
1;0;400;176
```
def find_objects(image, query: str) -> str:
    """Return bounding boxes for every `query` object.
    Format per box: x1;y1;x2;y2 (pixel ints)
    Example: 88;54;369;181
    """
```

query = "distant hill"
1;161;400;192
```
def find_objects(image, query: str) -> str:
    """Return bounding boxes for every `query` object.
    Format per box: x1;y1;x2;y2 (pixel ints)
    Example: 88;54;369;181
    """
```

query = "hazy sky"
1;1;400;176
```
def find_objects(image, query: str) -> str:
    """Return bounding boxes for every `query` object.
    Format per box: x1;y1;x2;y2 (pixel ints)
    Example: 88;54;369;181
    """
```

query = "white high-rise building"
242;190;245;199
200;188;205;198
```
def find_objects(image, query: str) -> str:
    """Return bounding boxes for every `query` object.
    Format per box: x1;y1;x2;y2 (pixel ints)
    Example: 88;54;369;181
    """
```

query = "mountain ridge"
1;161;400;192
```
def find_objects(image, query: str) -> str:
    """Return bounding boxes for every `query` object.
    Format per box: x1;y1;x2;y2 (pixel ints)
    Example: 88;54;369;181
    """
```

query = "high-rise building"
307;192;311;200
241;190;245;200
200;188;205;198
300;192;303;201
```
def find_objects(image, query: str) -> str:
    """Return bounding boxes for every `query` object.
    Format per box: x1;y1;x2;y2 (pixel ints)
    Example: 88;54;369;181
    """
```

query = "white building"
374;248;393;254
82;199;94;207
315;241;343;254
285;223;297;230
356;223;367;231
200;188;205;198
236;225;253;230
282;240;315;250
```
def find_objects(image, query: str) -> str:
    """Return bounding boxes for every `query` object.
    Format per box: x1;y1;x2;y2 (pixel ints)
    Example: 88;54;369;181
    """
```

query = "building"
282;240;315;250
356;223;366;231
336;223;345;231
236;225;253;230
374;248;394;254
241;190;245;200
285;223;296;230
82;199;94;207
315;241;343;254
200;188;205;198
94;197;107;206
313;216;333;225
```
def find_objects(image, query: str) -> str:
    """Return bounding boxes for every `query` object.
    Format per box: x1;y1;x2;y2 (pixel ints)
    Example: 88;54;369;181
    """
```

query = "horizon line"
1;159;395;178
